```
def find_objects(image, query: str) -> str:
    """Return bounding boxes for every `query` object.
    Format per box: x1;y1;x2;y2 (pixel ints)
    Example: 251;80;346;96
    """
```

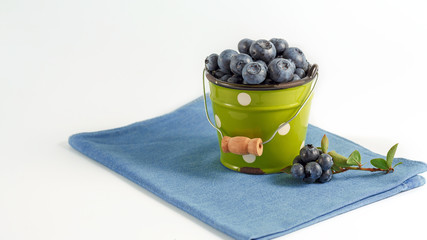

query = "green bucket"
203;65;318;174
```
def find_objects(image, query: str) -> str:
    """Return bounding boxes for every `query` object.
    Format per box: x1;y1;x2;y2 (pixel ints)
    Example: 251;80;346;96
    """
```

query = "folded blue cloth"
69;97;427;240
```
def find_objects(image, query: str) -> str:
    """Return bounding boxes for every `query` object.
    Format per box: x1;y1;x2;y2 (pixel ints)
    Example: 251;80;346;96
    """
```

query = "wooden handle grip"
221;136;263;156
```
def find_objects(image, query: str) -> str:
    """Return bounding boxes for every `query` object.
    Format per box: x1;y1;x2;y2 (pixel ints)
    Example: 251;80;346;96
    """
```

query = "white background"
1;0;427;239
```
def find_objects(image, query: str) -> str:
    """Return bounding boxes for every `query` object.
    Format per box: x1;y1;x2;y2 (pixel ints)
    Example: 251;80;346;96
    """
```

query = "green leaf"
328;151;353;168
347;150;362;166
281;166;292;174
371;158;389;170
321;135;329;153
331;164;342;172
393;162;403;168
386;143;399;168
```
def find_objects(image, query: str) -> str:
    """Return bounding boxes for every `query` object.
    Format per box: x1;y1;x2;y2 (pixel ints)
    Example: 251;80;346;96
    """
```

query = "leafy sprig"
281;135;402;177
320;135;402;174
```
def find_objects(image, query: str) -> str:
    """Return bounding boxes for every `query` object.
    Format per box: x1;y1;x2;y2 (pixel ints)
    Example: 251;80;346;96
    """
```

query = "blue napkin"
69;97;427;240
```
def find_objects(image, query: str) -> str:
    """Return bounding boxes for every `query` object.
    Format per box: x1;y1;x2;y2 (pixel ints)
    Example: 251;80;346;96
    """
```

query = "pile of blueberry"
291;144;333;183
205;38;310;84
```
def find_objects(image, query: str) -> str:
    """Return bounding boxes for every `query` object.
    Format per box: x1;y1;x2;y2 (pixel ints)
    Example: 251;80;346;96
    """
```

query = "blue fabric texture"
69;97;427;240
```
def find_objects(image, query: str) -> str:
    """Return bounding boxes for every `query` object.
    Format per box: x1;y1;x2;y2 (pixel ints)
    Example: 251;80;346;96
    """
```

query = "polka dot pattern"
278;123;290;135
237;93;251;106
242;154;256;163
214;114;221;128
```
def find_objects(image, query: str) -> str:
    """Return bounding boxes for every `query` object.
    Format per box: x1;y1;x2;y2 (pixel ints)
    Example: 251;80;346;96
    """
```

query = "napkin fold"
69;97;427;240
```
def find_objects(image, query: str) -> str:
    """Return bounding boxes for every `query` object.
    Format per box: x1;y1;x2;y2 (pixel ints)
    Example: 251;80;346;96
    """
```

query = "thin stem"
334;166;394;174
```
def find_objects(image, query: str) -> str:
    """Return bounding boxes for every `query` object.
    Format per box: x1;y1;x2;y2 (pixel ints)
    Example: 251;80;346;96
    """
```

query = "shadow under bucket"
203;64;318;174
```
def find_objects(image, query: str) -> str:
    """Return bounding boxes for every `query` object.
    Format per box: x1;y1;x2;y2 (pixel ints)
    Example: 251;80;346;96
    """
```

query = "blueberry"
213;69;228;79
291;163;305;179
267;58;296;83
283;47;307;69
218;49;238;73
300;144;320;163
220;74;231;81
249;39;277;63
238;38;254;54
302;60;309;71
227;74;243;83
205;53;219;72
303;177;316;184
305;62;311;72
242;62;267;84
269;38;289;55
256;60;268;71
293;155;304;165
262;78;275;85
295;68;306;78
292;74;301;81
303;162;322;183
317;169;333;183
317;153;333;171
230;53;252;75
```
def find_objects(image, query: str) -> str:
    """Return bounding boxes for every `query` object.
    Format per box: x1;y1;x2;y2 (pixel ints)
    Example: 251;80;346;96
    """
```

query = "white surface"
1;0;426;239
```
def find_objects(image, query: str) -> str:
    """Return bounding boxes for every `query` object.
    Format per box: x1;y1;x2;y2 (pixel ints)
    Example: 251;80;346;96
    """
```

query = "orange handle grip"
221;136;263;156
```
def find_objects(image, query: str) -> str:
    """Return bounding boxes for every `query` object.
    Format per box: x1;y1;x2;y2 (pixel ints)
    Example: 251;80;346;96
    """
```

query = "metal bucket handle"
202;65;318;154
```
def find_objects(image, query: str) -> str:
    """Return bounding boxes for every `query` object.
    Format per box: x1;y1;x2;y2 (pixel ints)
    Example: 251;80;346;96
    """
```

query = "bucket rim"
206;64;318;91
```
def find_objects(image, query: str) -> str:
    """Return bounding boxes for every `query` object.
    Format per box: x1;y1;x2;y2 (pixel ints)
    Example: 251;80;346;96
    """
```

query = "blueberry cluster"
291;144;333;183
205;38;310;85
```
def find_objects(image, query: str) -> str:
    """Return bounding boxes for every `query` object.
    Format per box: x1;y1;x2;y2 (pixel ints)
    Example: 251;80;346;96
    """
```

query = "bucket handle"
202;66;318;154
203;68;224;139
262;66;318;144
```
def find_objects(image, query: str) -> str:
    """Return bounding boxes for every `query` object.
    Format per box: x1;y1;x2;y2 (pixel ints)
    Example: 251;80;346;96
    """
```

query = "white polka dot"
300;140;305;149
214;114;221;128
278;123;291;135
242;154;256;163
237;93;251;106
